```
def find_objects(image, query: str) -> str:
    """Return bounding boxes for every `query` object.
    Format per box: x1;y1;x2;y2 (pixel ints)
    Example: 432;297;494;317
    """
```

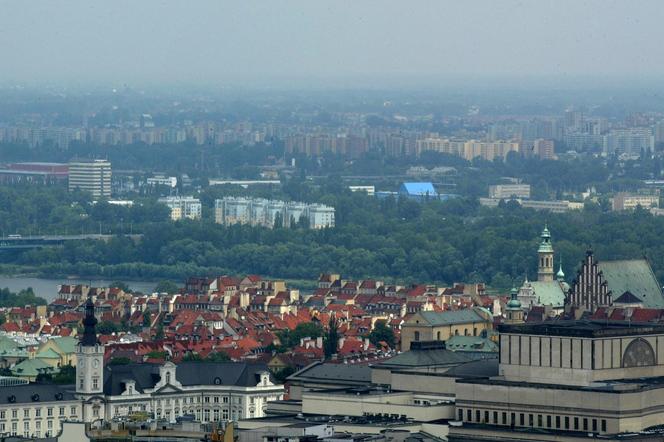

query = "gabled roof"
527;281;567;307
613;290;643;304
407;309;488;327
598;259;664;308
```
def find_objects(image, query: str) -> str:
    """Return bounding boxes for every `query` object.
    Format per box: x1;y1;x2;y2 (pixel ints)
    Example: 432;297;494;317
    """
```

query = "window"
36;422;41;430
574;417;579;430
458;409;463;421
583;418;588;431
0;410;4;419
436;331;441;340
47;407;53;417
565;416;569;429
79;379;84;390
222;409;229;420
547;415;551;428
214;396;220;403
166;372;171;384
92;378;99;390
537;415;542;427
223;396;229;404
494;411;498;424
601;420;607;432
466;409;471;421
414;331;420;341
59;407;65;416
23;409;29;418
511;413;515;426
47;420;52;429
92;407;99;418
502;412;507;425
204;409;210;422
464;328;469;336
12;422;17;435
35;408;41;418
474;327;478;336
592;419;597;432
556;416;561;428
204;396;210;403
484;410;489;423
520;413;524;426
70;406;77;416
12;409;17;419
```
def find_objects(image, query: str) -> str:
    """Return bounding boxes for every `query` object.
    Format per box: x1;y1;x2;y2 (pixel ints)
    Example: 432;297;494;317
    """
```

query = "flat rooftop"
497;320;664;338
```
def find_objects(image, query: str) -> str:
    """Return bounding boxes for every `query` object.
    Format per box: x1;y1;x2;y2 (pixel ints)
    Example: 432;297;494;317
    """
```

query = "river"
0;276;160;302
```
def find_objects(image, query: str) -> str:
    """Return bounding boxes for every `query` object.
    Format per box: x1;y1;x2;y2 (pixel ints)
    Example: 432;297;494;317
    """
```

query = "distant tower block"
537;225;554;282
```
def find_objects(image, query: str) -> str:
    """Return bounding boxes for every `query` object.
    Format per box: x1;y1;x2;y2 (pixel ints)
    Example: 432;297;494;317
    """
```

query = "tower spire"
537;225;554;282
81;295;98;346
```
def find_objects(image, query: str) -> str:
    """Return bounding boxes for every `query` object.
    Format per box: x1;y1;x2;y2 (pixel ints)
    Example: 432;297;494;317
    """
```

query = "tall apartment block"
158;196;202;221
214;197;335;229
68;159;112;198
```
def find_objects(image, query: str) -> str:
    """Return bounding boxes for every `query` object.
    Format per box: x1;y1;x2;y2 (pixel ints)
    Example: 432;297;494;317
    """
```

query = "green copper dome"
506;286;521;309
538;225;553;253
557;262;565;280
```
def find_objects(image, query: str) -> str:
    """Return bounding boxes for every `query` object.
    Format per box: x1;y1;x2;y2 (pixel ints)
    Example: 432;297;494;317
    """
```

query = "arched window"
166;372;171;384
623;338;656;367
436;331;441;341
414;331;420;341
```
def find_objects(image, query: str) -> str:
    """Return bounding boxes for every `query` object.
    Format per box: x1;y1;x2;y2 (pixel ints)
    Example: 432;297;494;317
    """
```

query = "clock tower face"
79;358;85;368
93;359;100;369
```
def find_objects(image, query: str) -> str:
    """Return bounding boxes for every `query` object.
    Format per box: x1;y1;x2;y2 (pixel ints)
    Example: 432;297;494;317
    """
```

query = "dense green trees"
0;288;46;307
367;320;396;348
2;152;664;290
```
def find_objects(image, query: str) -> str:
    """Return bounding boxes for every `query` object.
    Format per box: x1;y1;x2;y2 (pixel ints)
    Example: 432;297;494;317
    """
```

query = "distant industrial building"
0;162;68;185
215;197;335;229
612;192;660;211
488;184;531;199
146;175;177;187
348;185;376;196
158;196;202;221
68;159;111;198
479;198;583;213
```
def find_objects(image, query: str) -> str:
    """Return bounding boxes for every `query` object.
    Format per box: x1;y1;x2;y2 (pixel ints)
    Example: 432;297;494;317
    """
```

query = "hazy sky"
1;0;663;87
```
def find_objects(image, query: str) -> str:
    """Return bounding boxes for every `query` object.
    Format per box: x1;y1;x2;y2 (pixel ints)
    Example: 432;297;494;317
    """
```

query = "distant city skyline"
2;0;664;87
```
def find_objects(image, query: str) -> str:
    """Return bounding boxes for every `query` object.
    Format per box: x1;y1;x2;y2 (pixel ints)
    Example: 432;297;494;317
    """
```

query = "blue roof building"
399;182;438;201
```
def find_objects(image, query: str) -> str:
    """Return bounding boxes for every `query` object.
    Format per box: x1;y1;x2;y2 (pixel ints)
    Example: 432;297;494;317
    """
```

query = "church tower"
76;296;104;397
537;225;554;282
504;286;524;324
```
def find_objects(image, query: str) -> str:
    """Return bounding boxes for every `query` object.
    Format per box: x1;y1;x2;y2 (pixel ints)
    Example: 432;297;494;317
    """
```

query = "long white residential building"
215;197;335;229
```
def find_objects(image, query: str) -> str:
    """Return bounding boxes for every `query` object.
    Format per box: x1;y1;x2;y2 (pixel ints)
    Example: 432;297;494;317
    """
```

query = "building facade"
451;321;664;440
158;196;202;221
68;159;111;198
214;197;334;229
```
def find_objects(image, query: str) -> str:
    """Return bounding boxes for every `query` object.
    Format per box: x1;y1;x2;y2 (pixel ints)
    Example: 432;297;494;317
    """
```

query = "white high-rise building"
68;159;112;198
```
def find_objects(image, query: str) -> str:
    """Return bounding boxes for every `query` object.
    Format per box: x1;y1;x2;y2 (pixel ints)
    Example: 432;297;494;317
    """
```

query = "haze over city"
2;0;664;87
4;2;664;442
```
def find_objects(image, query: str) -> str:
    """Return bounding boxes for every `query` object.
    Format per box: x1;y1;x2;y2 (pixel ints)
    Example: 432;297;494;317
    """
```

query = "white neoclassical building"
0;297;284;438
